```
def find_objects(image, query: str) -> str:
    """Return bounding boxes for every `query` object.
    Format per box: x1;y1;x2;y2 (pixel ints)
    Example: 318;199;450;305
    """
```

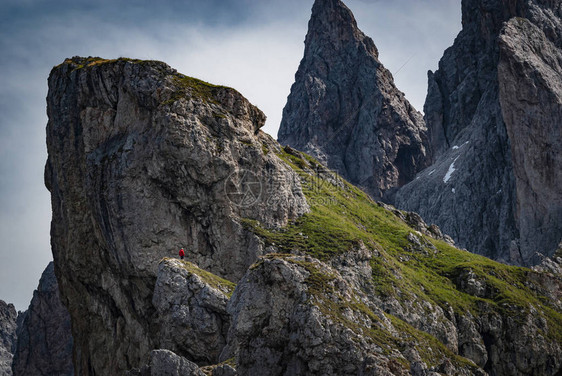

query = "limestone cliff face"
278;0;430;199
0;301;17;376
12;262;73;376
395;0;562;264
151;258;233;365
498;17;562;264
45;56;562;376
45;57;308;375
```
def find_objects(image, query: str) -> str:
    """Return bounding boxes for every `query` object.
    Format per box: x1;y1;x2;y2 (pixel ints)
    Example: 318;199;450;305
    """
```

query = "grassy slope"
243;145;562;367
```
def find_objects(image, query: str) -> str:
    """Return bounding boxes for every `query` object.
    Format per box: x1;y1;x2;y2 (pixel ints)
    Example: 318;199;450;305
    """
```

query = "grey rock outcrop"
395;0;562;264
327;244;562;375
152;258;233;365
131;349;205;376
11;262;73;376
45;57;308;375
44;53;562;376
0;301;17;376
221;254;484;376
377;202;456;246
532;243;562;277
278;0;431;199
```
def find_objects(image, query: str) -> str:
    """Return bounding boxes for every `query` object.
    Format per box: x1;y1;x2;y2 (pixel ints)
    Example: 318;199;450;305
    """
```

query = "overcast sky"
0;0;461;311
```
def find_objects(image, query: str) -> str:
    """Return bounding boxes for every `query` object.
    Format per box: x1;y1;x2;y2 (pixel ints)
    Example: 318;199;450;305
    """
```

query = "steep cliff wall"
498;17;562;265
45;57;308;375
278;0;430;199
395;0;562;264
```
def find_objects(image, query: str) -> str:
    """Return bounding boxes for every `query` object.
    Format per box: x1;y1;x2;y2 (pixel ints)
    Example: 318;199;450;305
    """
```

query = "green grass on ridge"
242;145;562;345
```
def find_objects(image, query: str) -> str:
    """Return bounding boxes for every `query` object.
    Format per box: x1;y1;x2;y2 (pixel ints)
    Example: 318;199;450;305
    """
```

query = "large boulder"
152;258;233;365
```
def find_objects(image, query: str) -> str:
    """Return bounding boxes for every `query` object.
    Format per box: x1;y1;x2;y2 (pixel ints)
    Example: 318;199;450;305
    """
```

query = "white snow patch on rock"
443;156;460;184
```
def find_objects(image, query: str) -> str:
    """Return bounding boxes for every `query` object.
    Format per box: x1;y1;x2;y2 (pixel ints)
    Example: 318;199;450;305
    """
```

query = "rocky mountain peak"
45;56;309;374
278;0;430;199
40;53;562;376
307;0;378;57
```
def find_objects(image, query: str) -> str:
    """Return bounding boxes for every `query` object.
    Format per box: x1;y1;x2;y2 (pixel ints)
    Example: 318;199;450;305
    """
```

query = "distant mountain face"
12;262;73;376
279;0;562;264
277;0;431;200
0;300;17;376
395;0;562;265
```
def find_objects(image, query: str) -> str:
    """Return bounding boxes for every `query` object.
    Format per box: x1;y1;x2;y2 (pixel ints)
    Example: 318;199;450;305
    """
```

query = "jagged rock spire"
278;0;431;199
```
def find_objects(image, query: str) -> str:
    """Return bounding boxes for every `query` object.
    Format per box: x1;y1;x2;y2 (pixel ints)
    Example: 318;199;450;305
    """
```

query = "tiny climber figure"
179;248;185;260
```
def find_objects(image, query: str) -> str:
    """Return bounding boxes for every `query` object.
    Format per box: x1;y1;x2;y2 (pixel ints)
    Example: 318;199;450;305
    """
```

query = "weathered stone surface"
326;244;562;376
221;254;483;376
12;262;74;376
0;301;17;376
278;0;430;199
532;243;562;277
394;0;562;264
498;17;562;265
152;258;233;365
131;349;205;376
45;57;309;375
222;255;405;375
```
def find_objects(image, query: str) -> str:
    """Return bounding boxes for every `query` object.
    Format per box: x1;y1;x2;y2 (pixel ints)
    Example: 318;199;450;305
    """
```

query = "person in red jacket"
179;248;185;260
